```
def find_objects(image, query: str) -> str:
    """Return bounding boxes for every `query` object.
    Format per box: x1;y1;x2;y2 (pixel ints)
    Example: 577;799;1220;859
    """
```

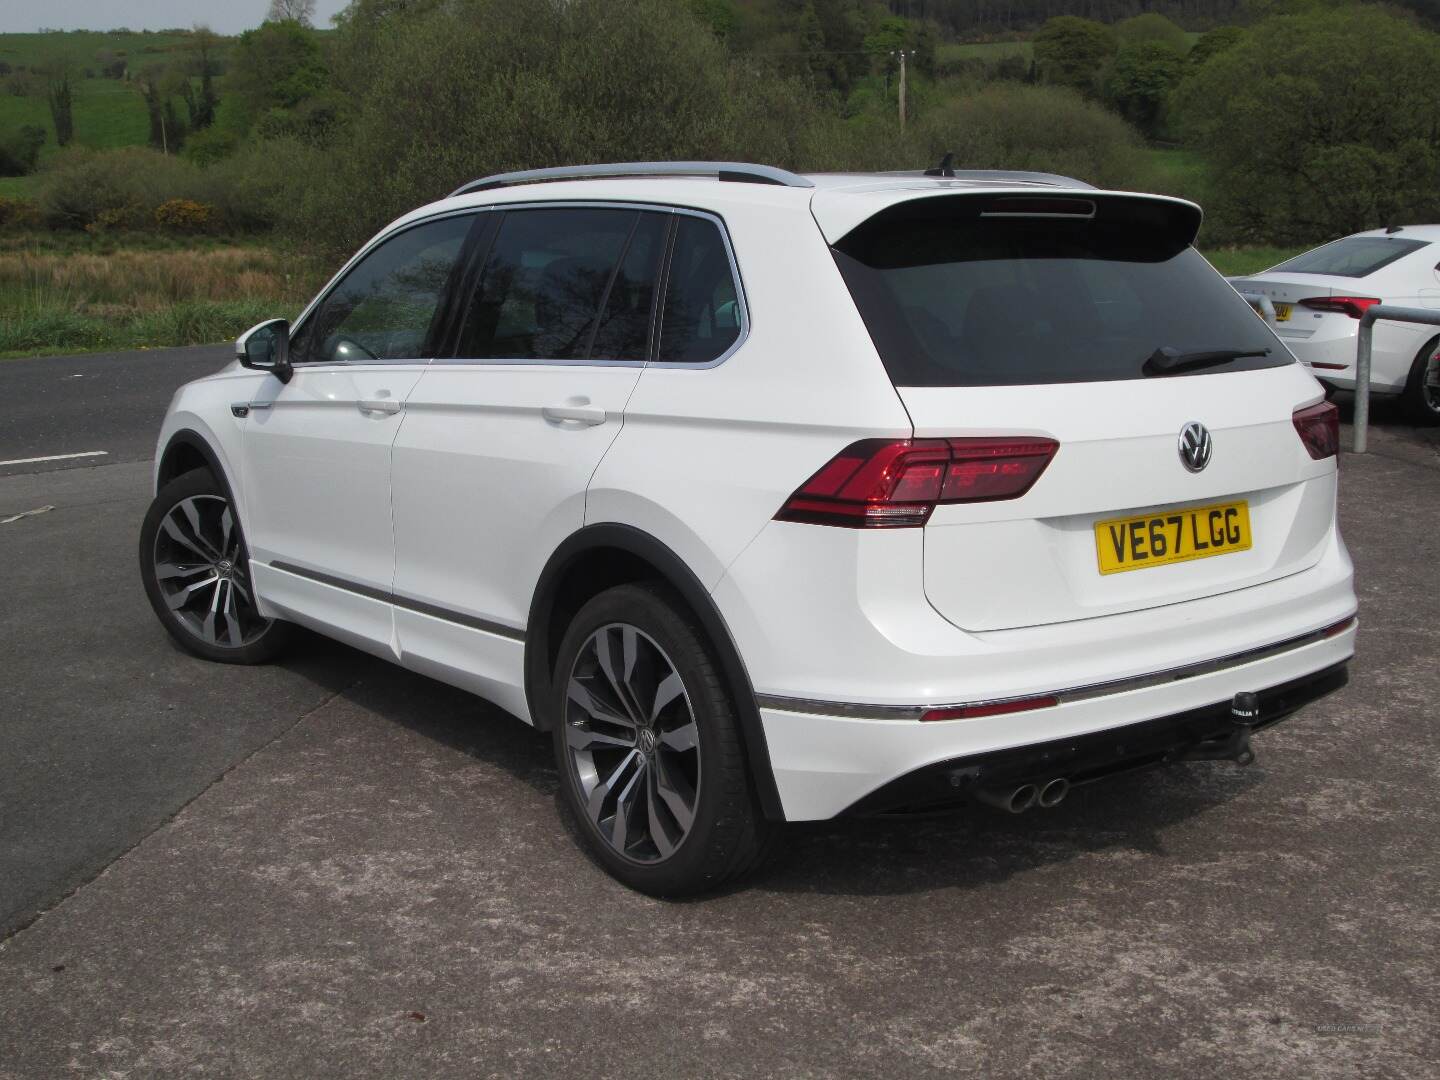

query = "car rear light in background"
776;437;1059;528
1293;400;1340;460
921;695;1060;722
1298;296;1381;319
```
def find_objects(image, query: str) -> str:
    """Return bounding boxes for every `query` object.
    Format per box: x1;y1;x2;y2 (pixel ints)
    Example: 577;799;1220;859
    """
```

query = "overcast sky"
1;1;352;35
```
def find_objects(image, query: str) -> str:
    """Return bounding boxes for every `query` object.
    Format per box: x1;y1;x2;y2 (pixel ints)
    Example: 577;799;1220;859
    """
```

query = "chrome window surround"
284;201;750;372
755;617;1357;722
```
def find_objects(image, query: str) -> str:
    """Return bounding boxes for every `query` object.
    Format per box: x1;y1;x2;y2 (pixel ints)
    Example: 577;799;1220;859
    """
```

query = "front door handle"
542;404;607;426
358;399;402;415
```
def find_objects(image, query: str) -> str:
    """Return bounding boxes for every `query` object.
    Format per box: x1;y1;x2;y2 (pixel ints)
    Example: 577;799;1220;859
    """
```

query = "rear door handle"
358;399;402;415
542;404;607;426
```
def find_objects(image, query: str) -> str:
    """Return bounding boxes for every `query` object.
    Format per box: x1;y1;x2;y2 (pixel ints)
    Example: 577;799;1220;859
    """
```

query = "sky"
0;1;352;35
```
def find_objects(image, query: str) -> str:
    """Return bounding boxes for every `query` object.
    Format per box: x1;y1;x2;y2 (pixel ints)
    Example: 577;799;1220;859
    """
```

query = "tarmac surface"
1;348;1436;1077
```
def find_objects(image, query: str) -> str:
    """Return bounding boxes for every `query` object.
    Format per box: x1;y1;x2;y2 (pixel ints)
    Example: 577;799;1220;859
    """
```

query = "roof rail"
449;161;815;198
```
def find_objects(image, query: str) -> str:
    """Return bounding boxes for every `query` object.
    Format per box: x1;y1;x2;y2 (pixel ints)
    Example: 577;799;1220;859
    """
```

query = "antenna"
924;153;957;179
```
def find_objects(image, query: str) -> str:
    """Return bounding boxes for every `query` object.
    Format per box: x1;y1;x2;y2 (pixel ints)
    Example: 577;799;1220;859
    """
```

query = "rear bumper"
757;620;1355;820
845;661;1348;816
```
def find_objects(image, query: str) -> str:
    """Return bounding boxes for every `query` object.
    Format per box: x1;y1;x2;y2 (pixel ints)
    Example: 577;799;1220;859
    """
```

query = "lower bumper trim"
843;661;1348;817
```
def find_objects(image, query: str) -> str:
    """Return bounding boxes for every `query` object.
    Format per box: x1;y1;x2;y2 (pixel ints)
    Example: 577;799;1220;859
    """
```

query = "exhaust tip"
1009;784;1039;813
1038;777;1070;808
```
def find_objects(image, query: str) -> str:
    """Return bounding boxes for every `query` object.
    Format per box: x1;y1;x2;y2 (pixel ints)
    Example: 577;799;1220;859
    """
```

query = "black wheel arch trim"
526;523;785;821
157;429;238;502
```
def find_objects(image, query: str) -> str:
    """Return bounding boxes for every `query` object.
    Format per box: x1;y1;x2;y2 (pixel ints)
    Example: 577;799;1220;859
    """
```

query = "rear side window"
833;195;1287;387
1268;236;1428;278
292;214;473;364
656;216;743;364
458;207;665;361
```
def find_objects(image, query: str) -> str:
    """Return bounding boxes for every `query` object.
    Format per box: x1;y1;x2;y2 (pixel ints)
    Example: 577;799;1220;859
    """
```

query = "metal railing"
1354;305;1440;453
1239;292;1277;324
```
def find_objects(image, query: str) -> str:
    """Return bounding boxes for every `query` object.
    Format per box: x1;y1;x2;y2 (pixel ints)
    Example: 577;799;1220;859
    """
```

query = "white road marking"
0;450;109;467
1;505;55;525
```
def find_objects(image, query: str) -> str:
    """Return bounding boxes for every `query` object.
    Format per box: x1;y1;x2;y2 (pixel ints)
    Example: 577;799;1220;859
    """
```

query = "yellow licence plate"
1273;302;1292;322
1095;501;1252;575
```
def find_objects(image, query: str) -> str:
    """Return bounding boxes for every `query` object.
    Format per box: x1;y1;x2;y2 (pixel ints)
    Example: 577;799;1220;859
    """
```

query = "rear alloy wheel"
552;583;773;896
139;469;290;664
1402;335;1440;425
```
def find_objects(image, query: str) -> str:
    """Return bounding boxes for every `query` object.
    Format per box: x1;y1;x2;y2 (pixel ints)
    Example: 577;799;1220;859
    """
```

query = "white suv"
139;162;1358;895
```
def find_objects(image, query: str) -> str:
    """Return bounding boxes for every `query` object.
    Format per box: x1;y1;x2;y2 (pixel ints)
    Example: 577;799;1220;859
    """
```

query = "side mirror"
237;318;293;384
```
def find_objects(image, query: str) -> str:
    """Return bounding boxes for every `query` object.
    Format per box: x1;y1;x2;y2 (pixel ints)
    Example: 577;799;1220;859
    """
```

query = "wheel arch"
526;523;785;821
156;429;237;501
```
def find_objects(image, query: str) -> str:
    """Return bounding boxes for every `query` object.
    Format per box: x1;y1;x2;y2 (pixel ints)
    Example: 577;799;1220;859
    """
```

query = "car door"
242;211;479;655
390;205;669;715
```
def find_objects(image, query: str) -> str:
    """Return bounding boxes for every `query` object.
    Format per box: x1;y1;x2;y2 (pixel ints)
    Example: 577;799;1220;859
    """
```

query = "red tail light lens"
1298;296;1381;319
776;437;1059;528
921;695;1060;722
1293;401;1340;460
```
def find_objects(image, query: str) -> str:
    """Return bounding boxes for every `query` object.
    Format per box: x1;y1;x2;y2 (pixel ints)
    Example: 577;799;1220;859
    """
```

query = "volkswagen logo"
1178;421;1213;473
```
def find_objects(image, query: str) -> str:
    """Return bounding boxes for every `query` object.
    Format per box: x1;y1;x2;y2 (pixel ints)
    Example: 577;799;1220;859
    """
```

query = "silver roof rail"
449;161;815;198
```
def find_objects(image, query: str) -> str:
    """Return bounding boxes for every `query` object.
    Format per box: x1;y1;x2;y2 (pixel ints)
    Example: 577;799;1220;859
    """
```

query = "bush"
268;0;829;256
154;198;216;233
0;125;45;177
1172;6;1440;244
908;83;1145;191
35;147;277;234
0;195;44;230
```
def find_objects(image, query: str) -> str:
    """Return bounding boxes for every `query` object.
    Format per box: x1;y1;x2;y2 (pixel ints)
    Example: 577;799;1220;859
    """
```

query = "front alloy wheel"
139;468;289;664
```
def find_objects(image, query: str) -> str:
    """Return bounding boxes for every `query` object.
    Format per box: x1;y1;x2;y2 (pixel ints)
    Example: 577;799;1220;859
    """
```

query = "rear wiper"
1143;346;1270;376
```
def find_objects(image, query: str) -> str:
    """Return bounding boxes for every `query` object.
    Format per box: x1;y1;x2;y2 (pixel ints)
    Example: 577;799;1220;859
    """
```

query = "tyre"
1402;334;1440;425
551;582;773;896
138;468;291;664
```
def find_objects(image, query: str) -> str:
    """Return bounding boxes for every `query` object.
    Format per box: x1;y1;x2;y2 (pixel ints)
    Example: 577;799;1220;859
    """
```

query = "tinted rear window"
1268;236;1428;278
833;195;1287;387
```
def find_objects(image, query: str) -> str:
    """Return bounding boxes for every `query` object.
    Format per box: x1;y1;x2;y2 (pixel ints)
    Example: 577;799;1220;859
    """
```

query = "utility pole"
893;49;915;133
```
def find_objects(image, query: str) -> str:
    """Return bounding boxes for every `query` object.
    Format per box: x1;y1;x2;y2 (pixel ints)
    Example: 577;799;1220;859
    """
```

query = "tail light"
1293;401;1340;460
921;695;1059;722
776;437;1059;528
1298;296;1381;319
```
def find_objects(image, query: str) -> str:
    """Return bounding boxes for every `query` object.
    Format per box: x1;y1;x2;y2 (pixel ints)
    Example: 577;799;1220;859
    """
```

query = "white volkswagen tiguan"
139;162;1358;895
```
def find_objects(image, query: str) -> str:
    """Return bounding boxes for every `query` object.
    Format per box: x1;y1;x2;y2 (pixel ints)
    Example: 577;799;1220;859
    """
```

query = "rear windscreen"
1268;236;1427;278
832;194;1288;387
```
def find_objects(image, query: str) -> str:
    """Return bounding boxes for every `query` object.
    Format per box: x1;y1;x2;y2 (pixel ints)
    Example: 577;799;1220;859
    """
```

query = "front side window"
458;207;665;361
656;216;743;364
292;214;474;364
1268;236;1428;278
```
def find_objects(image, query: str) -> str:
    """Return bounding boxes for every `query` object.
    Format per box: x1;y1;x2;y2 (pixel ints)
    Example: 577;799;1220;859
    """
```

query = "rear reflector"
1321;614;1357;638
1299;296;1381;319
921;695;1060;722
1293;400;1340;460
1309;362;1348;371
776;437;1059;528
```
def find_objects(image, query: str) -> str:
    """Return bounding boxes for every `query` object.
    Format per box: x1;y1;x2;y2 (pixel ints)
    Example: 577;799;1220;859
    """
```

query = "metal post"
1353;305;1440;455
1239;292;1276;324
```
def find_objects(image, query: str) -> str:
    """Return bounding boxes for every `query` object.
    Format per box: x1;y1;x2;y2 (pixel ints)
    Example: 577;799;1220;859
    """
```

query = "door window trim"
427;200;750;370
286;207;489;369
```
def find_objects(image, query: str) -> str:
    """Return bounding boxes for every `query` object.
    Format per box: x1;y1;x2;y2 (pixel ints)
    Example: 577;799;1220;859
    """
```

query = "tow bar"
1173;691;1260;767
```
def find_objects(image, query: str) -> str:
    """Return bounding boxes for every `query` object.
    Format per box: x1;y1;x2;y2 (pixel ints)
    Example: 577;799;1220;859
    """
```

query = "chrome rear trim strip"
755;617;1356;721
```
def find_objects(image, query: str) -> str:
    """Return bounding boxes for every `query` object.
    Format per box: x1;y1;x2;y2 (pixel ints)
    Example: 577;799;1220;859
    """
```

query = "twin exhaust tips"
975;777;1070;814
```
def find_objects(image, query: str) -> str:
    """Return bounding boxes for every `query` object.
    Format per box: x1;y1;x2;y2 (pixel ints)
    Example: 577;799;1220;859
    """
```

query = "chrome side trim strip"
267;561;526;643
755;618;1356;721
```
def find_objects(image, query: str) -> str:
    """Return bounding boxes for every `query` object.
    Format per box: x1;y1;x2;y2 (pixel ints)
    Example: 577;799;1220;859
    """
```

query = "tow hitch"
1172;691;1260;767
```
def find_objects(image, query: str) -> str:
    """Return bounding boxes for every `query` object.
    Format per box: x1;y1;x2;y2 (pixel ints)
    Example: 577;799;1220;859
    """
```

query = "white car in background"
1229;226;1440;422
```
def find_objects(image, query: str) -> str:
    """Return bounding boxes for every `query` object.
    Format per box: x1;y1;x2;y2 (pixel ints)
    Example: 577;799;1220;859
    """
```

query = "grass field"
0;239;324;358
1202;247;1306;276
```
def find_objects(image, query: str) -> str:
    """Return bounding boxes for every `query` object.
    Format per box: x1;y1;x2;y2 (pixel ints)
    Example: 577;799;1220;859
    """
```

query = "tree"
1172;7;1440;243
43;61;75;147
1032;16;1116;96
266;0;317;26
226;19;329;131
1106;41;1184;137
1114;13;1189;53
184;27;221;131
